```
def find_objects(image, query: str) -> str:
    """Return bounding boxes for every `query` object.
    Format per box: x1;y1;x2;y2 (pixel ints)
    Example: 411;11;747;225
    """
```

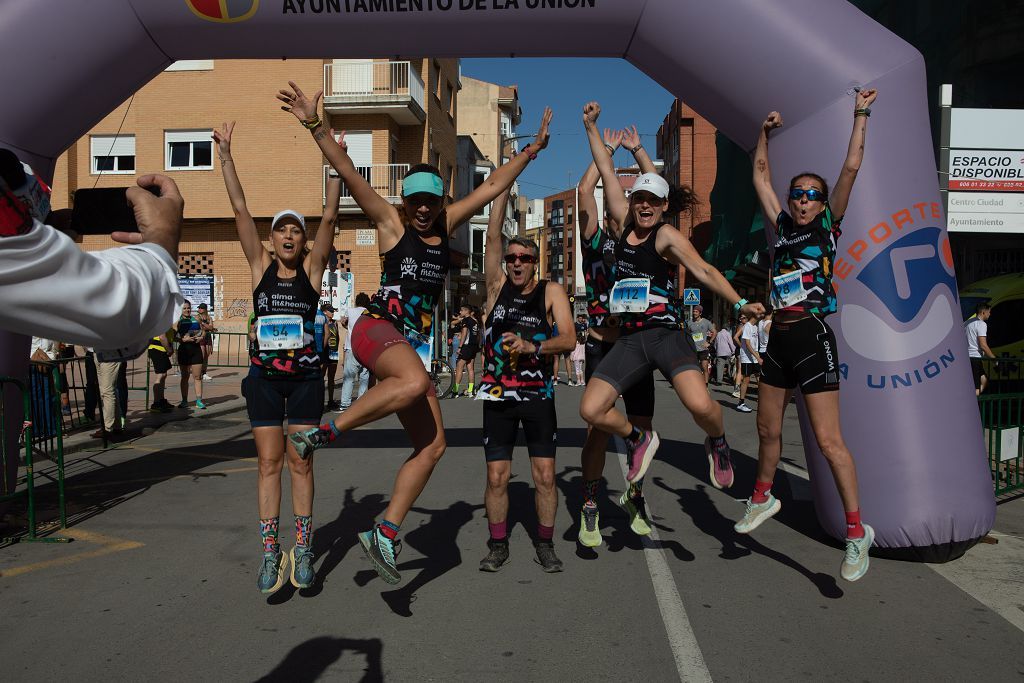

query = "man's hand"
501;332;537;355
114;174;184;262
763;111;783;132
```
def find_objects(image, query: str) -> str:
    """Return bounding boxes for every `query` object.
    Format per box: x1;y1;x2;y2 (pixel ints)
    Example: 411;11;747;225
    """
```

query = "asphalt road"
2;378;1023;681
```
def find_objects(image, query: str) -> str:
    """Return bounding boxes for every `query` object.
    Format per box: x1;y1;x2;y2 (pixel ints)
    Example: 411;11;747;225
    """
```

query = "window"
165;130;213;170
433;59;442;99
445;81;455;117
90;134;135;174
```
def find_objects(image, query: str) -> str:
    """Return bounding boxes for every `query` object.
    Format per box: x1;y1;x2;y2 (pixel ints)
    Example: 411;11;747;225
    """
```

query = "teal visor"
402;172;444;197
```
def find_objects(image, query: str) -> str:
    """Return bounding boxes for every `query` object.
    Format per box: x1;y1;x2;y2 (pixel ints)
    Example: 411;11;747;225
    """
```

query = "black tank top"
581;226;617;329
478;280;554;401
464;317;480;346
365;224;451;339
251;259;321;378
614;221;680;332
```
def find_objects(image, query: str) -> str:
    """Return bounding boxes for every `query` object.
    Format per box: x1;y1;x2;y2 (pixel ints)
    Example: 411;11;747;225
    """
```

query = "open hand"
212;121;234;157
277;80;323;122
603;127;624;150
621;124;642;150
583;101;601;127
532;107;553;151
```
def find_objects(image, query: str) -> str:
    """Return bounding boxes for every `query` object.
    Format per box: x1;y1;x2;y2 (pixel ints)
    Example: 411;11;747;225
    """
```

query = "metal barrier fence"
1;375;69;543
40;353;151;440
979;357;1024;395
980;393;1024;495
207;332;251;368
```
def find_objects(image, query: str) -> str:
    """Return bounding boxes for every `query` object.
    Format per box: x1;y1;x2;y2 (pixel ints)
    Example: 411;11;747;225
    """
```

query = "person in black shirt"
453;305;480;396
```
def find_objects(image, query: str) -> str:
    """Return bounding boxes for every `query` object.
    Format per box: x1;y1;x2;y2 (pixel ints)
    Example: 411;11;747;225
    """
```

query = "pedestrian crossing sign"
683;288;700;306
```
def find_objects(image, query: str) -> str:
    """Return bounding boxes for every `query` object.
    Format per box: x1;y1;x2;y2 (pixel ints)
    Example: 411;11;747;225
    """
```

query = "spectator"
147;329;174;413
965;303;997;396
321;303;340;410
175;300;206;410
197;303;216;382
571;330;586;386
339;293;372;411
92;355;124;439
736;312;763;413
0;161;185;351
712;320;736;385
449;310;464;370
685;305;716;385
757;307;773;361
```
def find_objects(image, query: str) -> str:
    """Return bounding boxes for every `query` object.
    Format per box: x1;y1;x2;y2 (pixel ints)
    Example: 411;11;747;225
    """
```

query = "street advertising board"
948;107;1024;233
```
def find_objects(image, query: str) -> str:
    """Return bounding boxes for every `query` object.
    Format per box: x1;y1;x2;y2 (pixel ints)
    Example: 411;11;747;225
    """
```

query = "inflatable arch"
0;0;994;560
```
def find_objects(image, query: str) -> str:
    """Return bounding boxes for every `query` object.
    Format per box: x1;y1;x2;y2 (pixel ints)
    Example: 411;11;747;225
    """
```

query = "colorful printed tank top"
478;280;553;401
251;259;321;378
770;204;842;316
614;221;680;331
581;226;617;329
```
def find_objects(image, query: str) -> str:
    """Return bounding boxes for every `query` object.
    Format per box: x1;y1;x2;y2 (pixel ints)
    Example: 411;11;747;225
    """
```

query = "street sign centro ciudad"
947;107;1024;234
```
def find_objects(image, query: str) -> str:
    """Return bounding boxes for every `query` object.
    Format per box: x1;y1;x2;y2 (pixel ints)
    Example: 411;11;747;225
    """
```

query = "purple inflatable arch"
0;0;993;560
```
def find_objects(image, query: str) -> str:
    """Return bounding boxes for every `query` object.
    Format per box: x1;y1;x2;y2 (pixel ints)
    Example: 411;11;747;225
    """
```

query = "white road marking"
616;445;712;683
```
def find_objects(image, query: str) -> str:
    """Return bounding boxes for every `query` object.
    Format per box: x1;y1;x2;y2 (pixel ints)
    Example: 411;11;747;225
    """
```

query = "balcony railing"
323;163;410;211
323;61;426;125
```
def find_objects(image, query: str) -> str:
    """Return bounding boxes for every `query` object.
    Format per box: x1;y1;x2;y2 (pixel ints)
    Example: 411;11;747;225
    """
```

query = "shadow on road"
255;636;383;682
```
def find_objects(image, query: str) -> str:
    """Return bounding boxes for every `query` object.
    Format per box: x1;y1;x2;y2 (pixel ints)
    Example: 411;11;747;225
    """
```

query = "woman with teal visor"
278;79;552;588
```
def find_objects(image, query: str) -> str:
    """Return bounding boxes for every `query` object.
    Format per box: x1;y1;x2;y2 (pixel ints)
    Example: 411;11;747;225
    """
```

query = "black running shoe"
533;541;564;573
479;539;510;572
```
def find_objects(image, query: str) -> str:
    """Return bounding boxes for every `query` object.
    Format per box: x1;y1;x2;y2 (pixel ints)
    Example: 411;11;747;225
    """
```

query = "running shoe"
358;527;401;585
841;523;874;582
618;491;652;536
288;425;334;460
533;541;564;573
159;398;174;410
202;373;213;382
257;550;289;594
578;505;602;547
479;539;510;572
705;436;735;489
290;546;316;589
733;494;782;534
736;403;753;413
731;388;741;398
196;398;207;410
624;429;660;483
177;400;188;409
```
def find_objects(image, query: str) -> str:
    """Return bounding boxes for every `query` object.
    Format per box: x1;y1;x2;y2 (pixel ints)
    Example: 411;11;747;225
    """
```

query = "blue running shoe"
256;550;288;594
358;527;401;585
290;546;316;589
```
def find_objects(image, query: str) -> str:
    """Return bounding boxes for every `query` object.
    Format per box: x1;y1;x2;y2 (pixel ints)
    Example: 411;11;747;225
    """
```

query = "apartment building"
50;57;460;330
542;188;577;292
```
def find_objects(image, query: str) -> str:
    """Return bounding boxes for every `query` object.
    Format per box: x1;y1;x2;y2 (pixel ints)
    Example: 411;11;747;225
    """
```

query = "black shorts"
741;362;762;377
970;358;985;389
482;399;557;461
585;338;655;418
458;344;479;362
148;348;172;374
760;315;841;395
242;373;325;427
177;342;203;367
592;327;699;396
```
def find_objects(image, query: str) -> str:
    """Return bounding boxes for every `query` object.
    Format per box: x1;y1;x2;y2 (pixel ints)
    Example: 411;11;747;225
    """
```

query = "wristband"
534;340;544;357
854;108;871;117
521;145;537;161
733;298;748;312
630;144;644;154
604;143;615;154
301;115;322;130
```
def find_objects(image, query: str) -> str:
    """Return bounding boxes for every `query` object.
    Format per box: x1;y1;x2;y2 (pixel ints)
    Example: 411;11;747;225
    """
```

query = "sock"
316;421;342;443
537;523;554;542
294;514;312;548
709;433;726;449
453;383;461;393
378;519;400;541
488;520;507;542
582;478;601;508
627;426;643;443
628;480;644;499
845;510;865;539
260;516;280;554
468;382;474;393
752;480;773;504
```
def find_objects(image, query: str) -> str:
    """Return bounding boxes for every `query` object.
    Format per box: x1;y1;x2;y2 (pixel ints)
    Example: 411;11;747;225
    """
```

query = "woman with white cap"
578;101;765;490
214;121;341;594
278;80;552;587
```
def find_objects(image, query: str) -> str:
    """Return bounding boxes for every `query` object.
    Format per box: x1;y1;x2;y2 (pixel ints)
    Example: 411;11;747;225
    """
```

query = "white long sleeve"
0;219;182;349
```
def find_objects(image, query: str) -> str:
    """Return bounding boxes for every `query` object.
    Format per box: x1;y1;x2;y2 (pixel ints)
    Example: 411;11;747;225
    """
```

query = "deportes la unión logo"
836;209;961;391
186;0;259;23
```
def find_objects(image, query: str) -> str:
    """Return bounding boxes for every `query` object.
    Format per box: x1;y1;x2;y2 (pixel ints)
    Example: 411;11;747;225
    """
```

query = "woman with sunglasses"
279;80;552;585
578;101;764;489
734;89;878;582
213;121;340;594
575;125;660;548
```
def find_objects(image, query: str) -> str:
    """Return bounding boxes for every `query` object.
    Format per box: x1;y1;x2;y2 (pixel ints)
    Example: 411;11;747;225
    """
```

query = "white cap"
271;209;306;231
630;173;670;200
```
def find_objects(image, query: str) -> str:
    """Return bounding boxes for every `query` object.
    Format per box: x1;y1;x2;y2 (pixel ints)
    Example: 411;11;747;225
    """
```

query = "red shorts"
351;316;435;398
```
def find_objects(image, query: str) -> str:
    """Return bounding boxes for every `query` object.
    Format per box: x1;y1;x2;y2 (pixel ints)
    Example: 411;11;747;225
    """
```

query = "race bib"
610;278;651;314
691;332;705;344
256;315;304;350
771;271;808;309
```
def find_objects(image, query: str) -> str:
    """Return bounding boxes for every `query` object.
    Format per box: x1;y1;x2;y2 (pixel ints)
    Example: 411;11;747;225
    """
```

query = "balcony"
323;61;426;125
323;164;410;214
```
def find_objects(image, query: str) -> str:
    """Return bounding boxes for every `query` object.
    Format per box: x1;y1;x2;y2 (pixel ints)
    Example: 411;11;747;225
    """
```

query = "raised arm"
213;122;270;277
583;102;629;231
306;142;344;285
577;128;622;242
621;125;658;175
446;108;553;232
484;186;511;310
752;112;784;225
656;228;764;319
829;88;877;218
278;81;403;243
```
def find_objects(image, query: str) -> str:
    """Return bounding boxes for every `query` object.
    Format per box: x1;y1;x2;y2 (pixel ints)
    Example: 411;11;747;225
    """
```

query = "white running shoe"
734;495;781;534
202;373;213;381
841;524;874;582
736;403;753;413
